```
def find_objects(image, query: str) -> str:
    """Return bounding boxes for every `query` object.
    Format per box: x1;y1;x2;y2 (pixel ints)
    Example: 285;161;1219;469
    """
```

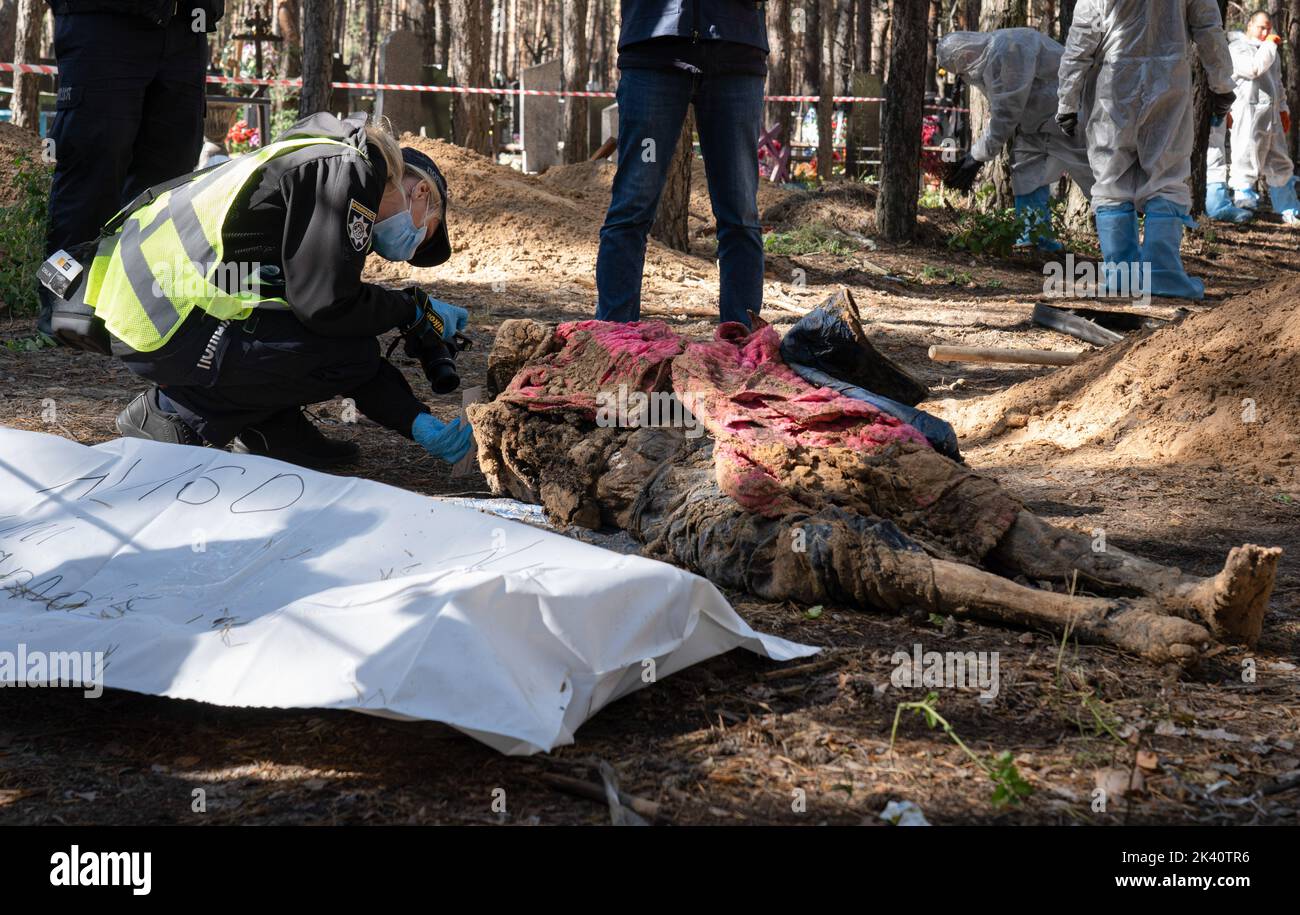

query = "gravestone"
421;65;454;140
376;31;428;136
601;102;619;145
521;58;563;173
847;71;884;168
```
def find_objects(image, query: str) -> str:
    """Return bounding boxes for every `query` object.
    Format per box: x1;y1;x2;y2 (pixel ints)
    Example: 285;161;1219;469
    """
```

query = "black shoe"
232;409;360;469
36;285;60;343
116;387;204;446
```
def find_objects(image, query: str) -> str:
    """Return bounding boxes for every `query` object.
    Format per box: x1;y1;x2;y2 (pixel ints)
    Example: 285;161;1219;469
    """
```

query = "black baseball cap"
401;147;452;267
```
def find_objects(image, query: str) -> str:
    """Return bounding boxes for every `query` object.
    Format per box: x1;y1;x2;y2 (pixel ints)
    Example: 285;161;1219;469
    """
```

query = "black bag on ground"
779;291;930;406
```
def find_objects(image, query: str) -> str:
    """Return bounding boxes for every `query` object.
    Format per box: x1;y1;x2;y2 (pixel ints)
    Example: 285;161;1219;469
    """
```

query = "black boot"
116;387;204;446
36;285;59;341
232;408;360;469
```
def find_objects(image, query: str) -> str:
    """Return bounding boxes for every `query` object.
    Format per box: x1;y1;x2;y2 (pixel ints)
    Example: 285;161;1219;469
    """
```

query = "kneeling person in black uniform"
46;113;472;469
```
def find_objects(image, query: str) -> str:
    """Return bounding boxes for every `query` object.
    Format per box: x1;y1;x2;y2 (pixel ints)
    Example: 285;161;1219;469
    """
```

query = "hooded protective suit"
1059;0;1236;211
938;28;1093;198
1226;30;1295;194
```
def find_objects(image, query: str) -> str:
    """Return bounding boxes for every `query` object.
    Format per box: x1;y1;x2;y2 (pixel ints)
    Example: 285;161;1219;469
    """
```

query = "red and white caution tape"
0;62;967;111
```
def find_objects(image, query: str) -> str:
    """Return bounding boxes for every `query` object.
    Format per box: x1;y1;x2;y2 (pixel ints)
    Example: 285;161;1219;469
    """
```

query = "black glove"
1210;90;1236;121
944;154;984;193
1055;111;1079;137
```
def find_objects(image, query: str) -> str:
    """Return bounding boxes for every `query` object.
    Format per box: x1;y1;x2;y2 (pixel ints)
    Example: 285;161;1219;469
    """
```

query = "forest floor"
1;140;1297;825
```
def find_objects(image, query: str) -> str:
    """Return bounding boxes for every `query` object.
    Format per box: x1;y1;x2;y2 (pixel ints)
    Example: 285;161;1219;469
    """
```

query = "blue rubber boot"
1206;182;1254;223
1094;203;1141;295
1141;197;1204;300
1268;176;1300;224
1233;186;1260;210
1014;185;1064;252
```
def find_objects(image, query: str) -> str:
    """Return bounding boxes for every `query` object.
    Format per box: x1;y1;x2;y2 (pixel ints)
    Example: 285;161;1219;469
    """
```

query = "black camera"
405;330;471;395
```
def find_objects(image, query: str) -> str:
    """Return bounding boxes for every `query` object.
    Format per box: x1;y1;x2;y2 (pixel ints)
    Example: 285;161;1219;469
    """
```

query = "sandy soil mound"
369;136;749;292
540;155;796;221
941;279;1300;486
0;123;44;206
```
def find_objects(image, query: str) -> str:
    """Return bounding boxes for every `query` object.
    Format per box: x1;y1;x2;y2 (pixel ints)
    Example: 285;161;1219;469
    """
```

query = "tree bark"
11;0;41;132
925;0;940;98
437;0;452;69
561;0;590;162
1190;0;1230;217
802;0;822;95
876;0;928;241
870;0;890;77
1288;0;1300;162
299;0;335;117
768;0;796;145
854;0;872;73
1058;0;1076;42
832;0;853;95
277;1;302;78
817;0;836;178
450;0;492;154
651;110;695;253
972;0;1026;207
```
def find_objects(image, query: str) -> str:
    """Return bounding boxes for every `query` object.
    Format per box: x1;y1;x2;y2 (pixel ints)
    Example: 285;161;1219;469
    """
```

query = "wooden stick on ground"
928;345;1083;367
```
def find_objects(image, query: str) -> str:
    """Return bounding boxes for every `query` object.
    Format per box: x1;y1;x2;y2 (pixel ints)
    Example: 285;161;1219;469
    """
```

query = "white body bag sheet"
0;428;816;754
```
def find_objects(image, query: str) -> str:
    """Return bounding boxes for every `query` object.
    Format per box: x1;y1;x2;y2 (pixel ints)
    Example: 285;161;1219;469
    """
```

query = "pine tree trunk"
300;0;335;117
870;0;890;77
451;0;492;154
1190;0;1230;217
561;0;590;163
1284;0;1300;163
651;110;695;253
277;1;302;78
925;0;940;98
854;0;872;73
768;0;795;145
12;0;41;132
437;0;452;69
802;0;821;94
817;0;836;179
876;0;928;241
973;0;1026;207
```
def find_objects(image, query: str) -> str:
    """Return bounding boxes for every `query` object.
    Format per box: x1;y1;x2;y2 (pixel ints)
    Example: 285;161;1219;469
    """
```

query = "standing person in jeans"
595;0;768;327
38;0;224;337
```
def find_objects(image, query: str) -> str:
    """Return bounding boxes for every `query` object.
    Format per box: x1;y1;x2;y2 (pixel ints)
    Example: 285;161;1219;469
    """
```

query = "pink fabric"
500;319;932;518
673;324;931;516
499;320;685;414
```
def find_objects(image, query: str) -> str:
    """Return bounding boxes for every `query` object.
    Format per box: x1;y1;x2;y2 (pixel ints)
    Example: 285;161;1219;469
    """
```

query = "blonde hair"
365;122;404;189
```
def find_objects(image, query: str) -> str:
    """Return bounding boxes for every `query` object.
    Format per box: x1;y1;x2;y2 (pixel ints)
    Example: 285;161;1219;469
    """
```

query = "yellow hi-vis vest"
82;135;360;353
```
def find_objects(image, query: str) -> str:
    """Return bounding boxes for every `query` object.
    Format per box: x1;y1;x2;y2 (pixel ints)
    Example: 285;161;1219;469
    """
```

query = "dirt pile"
539;156;796;224
368;136;732;293
942;279;1300;486
0;123;44;206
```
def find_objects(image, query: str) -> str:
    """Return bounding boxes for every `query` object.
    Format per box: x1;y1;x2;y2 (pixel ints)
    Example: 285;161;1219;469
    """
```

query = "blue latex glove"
410;290;468;342
412;412;473;463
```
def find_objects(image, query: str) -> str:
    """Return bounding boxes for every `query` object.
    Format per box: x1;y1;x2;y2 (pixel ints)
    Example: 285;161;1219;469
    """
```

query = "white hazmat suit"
1226;30;1295;201
1059;0;1236;212
938;28;1094;198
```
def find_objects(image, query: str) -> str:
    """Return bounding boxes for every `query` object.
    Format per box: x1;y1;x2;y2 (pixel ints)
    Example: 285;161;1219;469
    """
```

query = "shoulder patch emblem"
347;198;377;252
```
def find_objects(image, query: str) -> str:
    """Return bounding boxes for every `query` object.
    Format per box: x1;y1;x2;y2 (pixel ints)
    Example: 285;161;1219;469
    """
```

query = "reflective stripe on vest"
82;136;360;353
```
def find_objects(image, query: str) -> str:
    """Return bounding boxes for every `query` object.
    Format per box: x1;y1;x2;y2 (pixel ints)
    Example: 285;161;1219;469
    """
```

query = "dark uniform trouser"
41;13;207;318
120;312;429;448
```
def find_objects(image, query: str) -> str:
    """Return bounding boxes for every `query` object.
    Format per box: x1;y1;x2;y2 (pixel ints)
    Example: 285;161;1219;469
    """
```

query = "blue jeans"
595;67;765;325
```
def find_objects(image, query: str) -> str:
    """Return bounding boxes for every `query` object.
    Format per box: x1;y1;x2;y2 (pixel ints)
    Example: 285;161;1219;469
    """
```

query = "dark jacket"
47;1;224;31
218;113;416;340
619;0;769;52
